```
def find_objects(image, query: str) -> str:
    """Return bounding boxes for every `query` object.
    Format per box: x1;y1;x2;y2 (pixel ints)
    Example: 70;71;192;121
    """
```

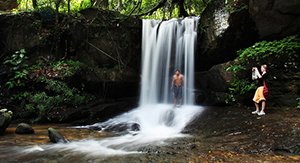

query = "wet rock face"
48;128;68;143
0;14;41;55
15;123;34;134
197;0;258;71
249;0;300;38
0;109;12;135
197;0;300;71
75;8;142;71
103;123;140;133
195;62;233;105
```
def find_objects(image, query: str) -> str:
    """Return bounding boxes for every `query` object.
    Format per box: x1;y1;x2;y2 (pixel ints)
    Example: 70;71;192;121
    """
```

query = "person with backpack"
252;64;269;116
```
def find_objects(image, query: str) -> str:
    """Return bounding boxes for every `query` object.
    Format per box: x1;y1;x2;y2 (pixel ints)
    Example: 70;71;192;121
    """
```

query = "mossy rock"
0;109;13;135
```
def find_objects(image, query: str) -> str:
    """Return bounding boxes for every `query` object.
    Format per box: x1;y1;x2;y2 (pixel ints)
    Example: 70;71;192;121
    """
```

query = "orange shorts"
253;86;266;103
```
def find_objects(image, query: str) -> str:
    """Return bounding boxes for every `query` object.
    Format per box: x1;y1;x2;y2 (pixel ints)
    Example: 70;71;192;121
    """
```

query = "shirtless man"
171;69;184;108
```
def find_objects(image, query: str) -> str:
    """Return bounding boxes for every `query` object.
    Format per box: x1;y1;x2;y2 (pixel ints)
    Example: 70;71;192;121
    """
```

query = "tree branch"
127;0;142;17
136;0;168;16
172;0;188;17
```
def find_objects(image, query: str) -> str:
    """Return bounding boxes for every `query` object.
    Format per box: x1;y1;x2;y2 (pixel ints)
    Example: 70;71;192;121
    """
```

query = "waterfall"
140;17;199;105
22;17;203;156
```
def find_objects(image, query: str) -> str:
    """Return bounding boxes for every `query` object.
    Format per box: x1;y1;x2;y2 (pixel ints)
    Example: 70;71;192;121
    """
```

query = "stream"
1;106;300;162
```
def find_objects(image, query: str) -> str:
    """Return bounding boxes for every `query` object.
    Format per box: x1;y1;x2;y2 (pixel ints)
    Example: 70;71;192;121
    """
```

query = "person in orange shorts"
252;65;268;116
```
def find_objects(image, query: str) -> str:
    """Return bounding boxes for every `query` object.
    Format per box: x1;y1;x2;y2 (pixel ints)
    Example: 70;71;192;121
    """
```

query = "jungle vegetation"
16;0;208;19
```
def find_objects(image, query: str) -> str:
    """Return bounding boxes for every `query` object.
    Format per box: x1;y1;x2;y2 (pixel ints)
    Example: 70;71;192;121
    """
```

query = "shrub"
2;49;94;122
297;98;300;109
3;49;29;89
226;36;300;104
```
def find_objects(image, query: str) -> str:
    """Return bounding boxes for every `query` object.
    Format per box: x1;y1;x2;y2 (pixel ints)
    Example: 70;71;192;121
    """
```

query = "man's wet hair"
175;69;181;73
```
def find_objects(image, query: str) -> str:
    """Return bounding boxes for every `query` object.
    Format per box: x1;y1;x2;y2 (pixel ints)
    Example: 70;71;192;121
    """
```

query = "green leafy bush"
2;49;94;122
297;98;300;109
17;0;92;13
15;78;93;120
3;49;29;89
15;0;206;19
226;36;300;104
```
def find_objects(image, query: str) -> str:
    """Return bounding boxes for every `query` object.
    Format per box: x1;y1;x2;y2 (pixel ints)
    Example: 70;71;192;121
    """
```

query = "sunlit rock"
15;123;34;134
48;128;68;143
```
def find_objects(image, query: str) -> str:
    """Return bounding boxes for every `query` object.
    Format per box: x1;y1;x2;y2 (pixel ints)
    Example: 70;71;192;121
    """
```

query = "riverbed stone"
103;122;140;133
15;123;34;134
48;128;68;143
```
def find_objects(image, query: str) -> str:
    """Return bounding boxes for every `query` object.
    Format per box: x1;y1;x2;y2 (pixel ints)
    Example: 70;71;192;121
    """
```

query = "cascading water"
21;17;203;157
141;18;198;105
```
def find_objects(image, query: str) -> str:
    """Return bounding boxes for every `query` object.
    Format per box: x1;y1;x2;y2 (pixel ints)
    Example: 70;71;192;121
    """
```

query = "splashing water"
22;17;203;157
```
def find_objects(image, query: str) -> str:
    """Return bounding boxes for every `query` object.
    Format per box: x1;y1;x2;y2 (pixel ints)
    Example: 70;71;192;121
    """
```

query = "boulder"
249;0;300;38
197;0;300;71
0;108;13;135
103;122;140;133
197;0;258;71
15;123;34;134
274;143;300;155
48;128;68;143
195;62;233;105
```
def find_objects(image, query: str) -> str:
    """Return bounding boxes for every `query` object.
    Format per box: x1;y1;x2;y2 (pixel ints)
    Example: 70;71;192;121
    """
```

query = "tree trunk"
162;5;166;20
202;0;209;4
55;0;62;56
168;1;173;19
90;0;94;7
127;0;142;16
117;0;123;12
91;0;109;9
102;0;109;9
55;0;61;25
177;0;188;17
32;0;38;9
67;0;71;14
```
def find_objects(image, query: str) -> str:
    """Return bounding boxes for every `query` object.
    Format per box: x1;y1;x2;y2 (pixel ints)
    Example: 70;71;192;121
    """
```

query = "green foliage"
2;49;94;122
3;49;29;89
237;36;300;69
17;0;92;13
225;0;248;14
51;60;83;77
0;108;13;119
297;98;300;109
15;0;206;19
226;36;300;104
16;78;93;119
28;59;84;80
